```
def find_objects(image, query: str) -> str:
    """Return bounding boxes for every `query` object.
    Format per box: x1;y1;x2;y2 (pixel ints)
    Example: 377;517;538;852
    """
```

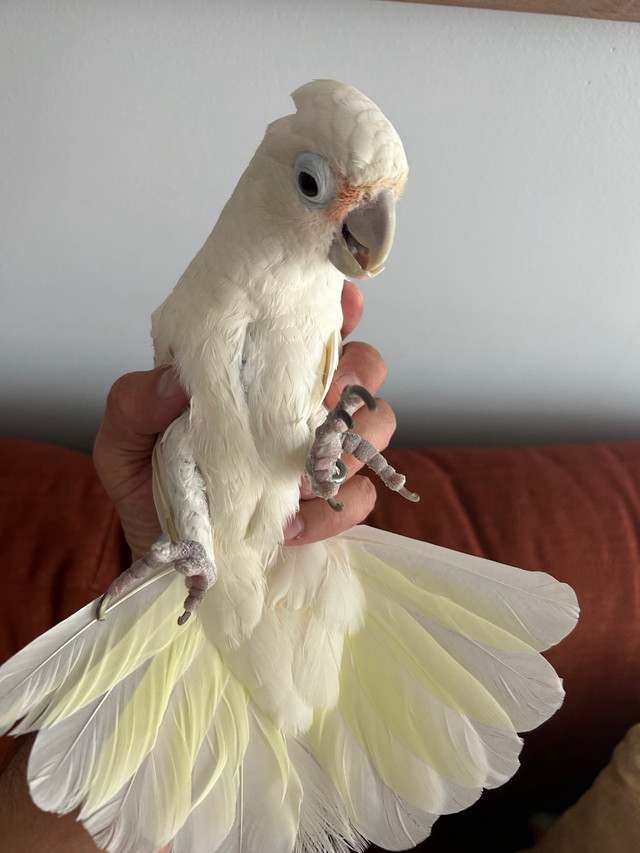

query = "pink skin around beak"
327;185;396;281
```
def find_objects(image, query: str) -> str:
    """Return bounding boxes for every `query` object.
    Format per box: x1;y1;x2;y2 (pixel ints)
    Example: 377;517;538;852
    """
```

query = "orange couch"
1;437;639;851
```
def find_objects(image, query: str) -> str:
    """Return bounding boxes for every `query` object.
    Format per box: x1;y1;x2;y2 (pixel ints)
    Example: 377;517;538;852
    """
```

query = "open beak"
328;187;396;280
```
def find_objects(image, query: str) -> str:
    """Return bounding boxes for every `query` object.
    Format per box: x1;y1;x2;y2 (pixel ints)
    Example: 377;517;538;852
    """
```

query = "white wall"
2;0;639;450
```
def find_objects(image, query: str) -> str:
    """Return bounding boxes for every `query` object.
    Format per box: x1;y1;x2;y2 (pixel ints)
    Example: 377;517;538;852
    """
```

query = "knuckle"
375;397;397;437
353;397;396;451
340;341;387;387
346;475;377;524
358;475;378;511
105;372;137;425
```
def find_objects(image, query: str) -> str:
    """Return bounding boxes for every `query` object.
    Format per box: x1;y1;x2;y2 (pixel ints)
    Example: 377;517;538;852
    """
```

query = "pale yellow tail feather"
347;525;579;650
211;704;303;853
169;689;249;853
82;642;232;847
310;706;447;850
0;524;578;853
304;526;577;850
287;737;366;853
0;568;184;736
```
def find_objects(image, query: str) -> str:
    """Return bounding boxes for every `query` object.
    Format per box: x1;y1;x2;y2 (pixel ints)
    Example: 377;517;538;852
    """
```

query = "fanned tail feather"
288;736;367;853
346;526;578;650
80;640;246;853
169;682;250;853
304;526;578;850
310;705;442;850
0;568;187;737
211;704;303;853
0;524;577;853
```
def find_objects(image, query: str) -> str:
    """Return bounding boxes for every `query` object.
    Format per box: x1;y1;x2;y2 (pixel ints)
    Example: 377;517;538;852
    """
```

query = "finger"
95;366;189;456
325;341;387;409
284;476;376;545
340;280;363;338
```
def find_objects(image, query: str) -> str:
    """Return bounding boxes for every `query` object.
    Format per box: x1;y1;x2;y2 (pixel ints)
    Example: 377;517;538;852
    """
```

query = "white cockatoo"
0;81;578;853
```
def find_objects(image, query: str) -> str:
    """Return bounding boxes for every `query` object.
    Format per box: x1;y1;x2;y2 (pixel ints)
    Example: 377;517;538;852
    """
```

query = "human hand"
93;280;396;559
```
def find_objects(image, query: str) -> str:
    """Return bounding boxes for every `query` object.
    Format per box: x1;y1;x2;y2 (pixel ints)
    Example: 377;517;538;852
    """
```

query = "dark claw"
333;408;355;429
96;592;111;621
331;458;348;484
399;485;421;503
328;497;344;512
344;384;377;412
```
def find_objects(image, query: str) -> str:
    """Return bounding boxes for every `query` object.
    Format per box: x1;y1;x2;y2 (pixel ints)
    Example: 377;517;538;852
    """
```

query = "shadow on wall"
0;403;104;456
1;398;639;455
396;405;640;447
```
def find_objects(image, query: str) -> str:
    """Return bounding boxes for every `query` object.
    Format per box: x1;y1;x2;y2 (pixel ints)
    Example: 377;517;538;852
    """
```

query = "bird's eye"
294;152;334;209
298;171;319;198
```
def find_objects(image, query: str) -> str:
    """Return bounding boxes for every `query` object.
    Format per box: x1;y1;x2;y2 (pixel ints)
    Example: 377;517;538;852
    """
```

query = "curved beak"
328;187;396;281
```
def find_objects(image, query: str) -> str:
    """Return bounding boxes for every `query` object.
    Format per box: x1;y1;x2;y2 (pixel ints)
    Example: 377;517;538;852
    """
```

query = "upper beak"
328;187;396;281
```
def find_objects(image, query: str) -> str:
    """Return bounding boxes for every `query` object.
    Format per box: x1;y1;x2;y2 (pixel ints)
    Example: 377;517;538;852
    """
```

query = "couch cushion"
0;437;125;771
0;438;124;666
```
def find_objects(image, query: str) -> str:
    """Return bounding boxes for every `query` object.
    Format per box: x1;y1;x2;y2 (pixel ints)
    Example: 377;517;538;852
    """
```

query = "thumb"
96;366;189;455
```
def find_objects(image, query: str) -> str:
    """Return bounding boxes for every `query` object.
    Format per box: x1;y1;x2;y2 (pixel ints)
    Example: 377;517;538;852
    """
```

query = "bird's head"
256;80;408;281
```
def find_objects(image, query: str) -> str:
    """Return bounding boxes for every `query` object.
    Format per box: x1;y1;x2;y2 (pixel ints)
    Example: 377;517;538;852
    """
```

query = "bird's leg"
96;533;217;626
99;412;218;625
306;384;420;511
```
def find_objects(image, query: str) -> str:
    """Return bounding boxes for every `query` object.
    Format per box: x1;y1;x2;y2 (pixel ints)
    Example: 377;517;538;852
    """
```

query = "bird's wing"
318;326;342;408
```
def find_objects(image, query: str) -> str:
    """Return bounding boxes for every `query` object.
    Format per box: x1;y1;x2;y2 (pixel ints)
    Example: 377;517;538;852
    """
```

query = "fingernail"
326;373;362;408
283;514;304;542
157;366;184;399
335;372;361;391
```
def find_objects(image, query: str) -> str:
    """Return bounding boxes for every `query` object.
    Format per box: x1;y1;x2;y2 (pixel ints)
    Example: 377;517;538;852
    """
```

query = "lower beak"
328;187;396;281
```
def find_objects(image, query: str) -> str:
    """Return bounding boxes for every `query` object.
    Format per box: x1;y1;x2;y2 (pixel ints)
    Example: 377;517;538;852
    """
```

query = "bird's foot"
96;533;217;625
306;384;374;510
306;384;419;511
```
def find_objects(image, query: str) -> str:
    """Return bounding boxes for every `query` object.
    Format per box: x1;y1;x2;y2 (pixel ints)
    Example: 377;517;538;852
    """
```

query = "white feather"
27;667;150;815
0;568;184;736
309;705;445;850
288;737;366;853
347;525;579;650
170;684;249;853
214;704;303;853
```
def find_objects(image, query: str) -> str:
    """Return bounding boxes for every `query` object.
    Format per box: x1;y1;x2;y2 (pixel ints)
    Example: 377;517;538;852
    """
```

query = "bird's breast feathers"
151;258;344;543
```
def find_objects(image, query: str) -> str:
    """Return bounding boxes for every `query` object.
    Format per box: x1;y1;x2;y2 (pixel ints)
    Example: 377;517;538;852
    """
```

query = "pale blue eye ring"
294;152;335;209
